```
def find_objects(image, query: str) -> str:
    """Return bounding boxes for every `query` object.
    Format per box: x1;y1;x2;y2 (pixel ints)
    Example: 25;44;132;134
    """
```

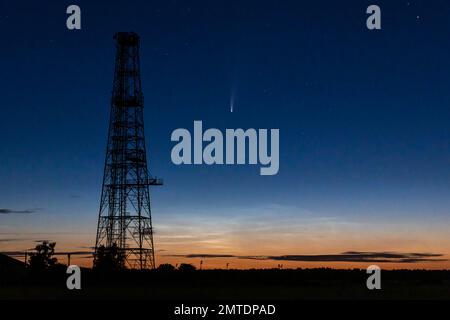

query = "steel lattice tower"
94;32;162;269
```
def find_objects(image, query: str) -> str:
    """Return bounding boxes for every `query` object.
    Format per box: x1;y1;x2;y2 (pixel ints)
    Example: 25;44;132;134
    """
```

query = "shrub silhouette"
94;243;125;271
28;241;58;272
157;263;176;272
178;263;196;272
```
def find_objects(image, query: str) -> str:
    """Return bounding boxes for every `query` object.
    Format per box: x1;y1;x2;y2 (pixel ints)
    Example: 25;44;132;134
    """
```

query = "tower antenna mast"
94;32;162;269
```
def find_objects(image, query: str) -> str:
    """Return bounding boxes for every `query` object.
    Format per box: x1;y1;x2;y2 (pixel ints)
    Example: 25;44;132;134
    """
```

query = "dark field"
1;268;450;300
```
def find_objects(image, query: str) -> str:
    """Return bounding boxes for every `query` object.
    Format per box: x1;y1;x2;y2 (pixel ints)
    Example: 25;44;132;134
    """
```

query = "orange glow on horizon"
2;212;450;270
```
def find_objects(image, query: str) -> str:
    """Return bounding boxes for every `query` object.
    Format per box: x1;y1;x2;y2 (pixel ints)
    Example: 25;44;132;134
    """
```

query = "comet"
230;87;236;113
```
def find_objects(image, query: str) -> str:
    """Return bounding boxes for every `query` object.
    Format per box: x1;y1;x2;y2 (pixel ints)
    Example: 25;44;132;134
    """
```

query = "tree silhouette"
28;241;58;271
94;243;125;271
157;263;176;272
178;263;196;272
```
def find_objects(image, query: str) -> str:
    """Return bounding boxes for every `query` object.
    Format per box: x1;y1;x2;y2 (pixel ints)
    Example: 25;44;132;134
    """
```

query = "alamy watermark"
171;121;279;176
366;265;381;290
66;265;81;290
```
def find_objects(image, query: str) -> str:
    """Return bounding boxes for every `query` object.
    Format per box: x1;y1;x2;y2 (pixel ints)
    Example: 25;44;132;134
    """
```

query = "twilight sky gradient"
0;0;449;269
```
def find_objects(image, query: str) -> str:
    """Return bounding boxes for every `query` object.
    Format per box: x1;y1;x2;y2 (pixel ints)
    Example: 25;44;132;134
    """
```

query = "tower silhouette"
94;32;162;269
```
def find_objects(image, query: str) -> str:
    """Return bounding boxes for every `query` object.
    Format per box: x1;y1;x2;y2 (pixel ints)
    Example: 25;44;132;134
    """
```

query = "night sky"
0;0;449;268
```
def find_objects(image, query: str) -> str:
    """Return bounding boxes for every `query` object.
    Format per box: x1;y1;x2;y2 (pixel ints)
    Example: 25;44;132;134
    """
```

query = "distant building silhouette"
0;253;27;278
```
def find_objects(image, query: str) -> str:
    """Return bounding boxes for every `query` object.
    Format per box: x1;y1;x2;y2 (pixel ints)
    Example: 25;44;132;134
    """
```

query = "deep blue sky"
0;1;449;263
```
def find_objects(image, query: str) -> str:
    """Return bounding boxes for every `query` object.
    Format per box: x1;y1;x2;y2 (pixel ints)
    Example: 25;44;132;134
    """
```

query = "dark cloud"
254;252;446;263
0;208;41;214
0;238;24;242
166;251;446;263
169;254;236;258
51;251;93;256
78;246;95;249
1;250;93;257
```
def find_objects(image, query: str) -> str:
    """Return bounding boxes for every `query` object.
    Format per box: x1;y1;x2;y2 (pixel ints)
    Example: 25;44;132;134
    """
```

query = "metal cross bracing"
94;32;162;270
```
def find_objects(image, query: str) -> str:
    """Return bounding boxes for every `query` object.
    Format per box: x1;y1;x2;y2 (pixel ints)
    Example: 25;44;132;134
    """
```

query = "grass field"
1;268;450;300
